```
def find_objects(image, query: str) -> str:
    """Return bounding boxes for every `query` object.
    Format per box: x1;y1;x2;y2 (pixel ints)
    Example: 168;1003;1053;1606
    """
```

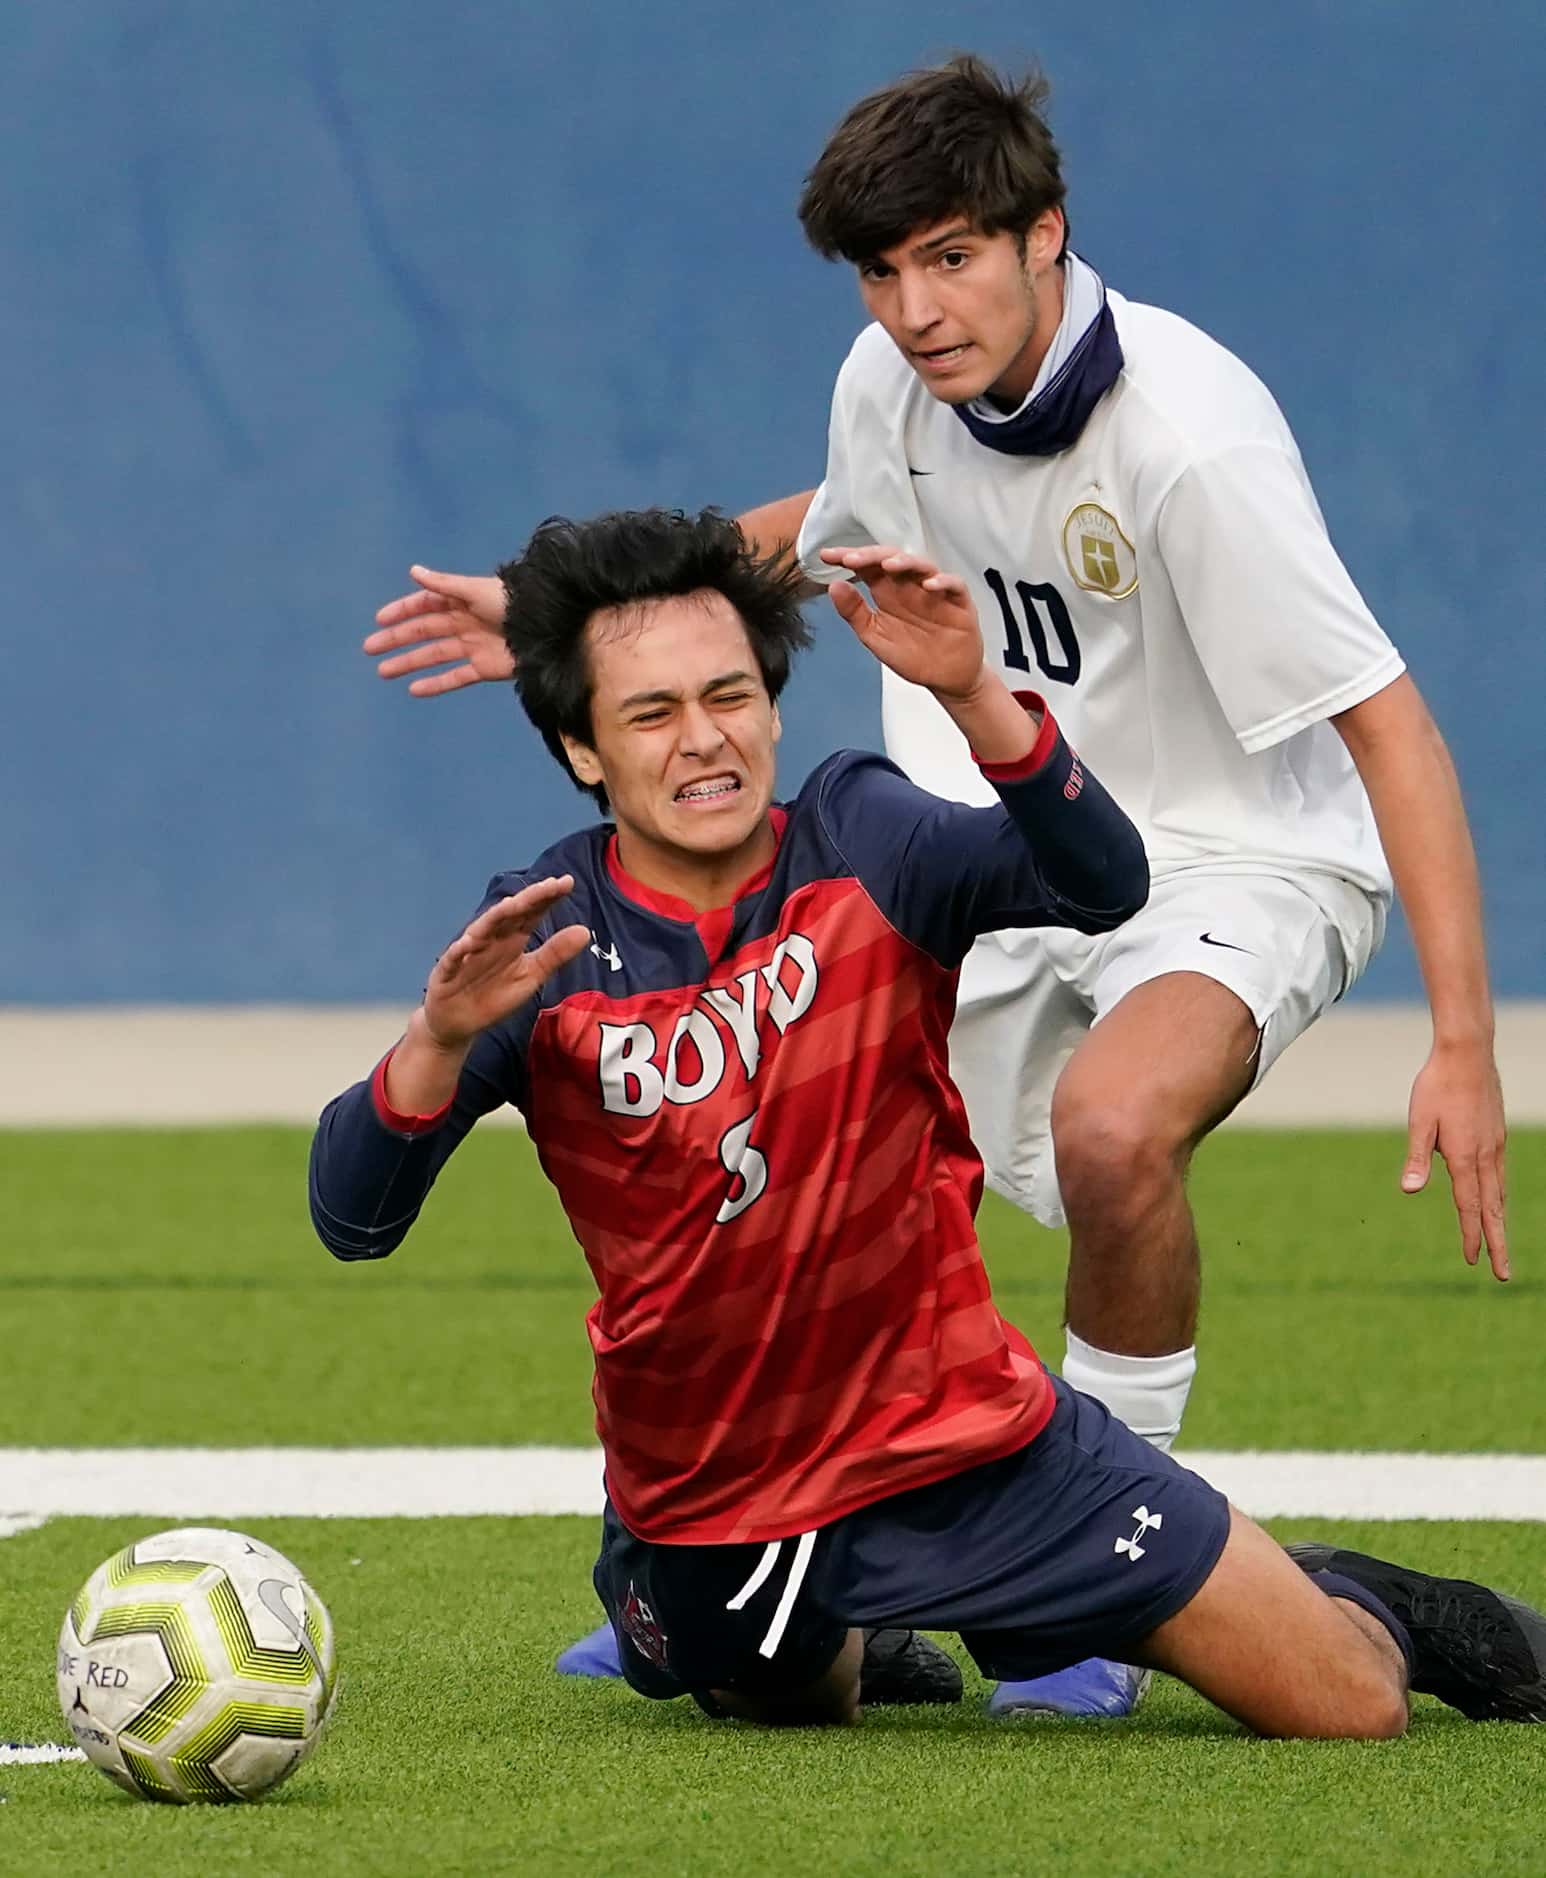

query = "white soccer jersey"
797;292;1402;894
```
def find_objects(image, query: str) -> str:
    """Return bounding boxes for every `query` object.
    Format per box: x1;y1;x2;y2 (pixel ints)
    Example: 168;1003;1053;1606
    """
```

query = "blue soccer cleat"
555;1621;624;1678
987;1657;1151;1719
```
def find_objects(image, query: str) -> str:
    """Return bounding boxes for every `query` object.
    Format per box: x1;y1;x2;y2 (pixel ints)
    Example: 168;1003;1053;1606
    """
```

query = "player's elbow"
1110;837;1150;923
1066;837;1149;933
317;1226;399;1264
307;1124;413;1261
305;1053;477;1271
308;1189;404;1263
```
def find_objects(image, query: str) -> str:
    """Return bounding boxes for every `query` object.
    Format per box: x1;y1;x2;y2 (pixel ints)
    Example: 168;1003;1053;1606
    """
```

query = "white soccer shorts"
947;868;1388;1227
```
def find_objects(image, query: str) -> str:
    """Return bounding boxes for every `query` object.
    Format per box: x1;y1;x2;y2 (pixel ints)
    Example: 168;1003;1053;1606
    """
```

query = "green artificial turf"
4;1517;1546;1877
0;1127;1537;1450
3;1128;1545;1874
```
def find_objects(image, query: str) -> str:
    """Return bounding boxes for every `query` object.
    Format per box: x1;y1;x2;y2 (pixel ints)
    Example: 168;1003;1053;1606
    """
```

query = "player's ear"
1025;205;1065;272
770;701;782;747
561;734;604;790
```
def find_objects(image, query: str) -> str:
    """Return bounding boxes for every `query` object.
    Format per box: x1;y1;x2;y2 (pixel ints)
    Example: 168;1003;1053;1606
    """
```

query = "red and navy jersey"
311;703;1146;1543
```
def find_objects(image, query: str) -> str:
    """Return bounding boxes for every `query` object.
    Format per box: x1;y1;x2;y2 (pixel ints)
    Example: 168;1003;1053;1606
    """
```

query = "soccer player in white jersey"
363;56;1508;1719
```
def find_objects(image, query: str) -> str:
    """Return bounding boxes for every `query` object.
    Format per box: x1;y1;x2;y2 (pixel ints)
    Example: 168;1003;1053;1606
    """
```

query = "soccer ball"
57;1527;338;1804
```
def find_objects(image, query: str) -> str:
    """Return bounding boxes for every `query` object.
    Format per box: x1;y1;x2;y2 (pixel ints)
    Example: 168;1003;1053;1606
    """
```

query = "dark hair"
499;507;812;809
798;55;1068;264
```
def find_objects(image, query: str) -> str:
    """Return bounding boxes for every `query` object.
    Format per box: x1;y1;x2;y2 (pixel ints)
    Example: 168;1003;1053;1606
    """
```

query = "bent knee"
1368;1685;1411;1739
1287;1675;1408;1742
1050;1089;1183;1201
1331;1682;1409;1741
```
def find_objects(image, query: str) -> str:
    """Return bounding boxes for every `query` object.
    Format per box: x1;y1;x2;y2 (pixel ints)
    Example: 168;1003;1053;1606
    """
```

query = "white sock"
1062;1331;1197;1454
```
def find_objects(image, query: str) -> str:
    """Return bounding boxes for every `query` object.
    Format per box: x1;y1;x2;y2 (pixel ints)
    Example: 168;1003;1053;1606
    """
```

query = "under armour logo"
589;936;622;972
1114;1505;1163;1562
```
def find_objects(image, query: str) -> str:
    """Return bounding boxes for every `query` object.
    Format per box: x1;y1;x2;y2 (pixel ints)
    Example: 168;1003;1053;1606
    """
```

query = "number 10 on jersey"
983;569;1081;686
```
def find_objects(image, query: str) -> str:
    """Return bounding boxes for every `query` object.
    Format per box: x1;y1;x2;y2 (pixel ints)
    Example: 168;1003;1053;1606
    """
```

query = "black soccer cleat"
1285;1540;1546;1722
859;1628;962;1706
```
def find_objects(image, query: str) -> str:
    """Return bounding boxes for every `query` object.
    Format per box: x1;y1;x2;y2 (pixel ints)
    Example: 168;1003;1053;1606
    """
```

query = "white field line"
0;1744;85;1766
0;1448;604;1519
5;1448;1546;1522
2;1002;1545;1127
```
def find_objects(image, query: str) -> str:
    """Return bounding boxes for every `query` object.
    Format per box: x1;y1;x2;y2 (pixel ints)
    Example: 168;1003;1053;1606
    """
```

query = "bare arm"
365;489;822;694
739;489;820;595
1331;672;1508;1278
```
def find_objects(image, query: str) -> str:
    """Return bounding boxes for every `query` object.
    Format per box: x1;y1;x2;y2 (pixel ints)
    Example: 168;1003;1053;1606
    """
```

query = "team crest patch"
1062;502;1138;599
620;1581;669;1669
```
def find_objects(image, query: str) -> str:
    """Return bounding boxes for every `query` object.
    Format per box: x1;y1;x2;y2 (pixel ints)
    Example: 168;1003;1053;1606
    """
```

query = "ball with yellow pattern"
57;1526;338;1803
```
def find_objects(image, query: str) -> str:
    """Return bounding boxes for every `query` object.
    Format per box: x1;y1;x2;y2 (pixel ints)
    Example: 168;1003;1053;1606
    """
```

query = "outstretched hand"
423;878;590;1049
820;546;986;700
1402;1041;1509;1280
364;566;514;697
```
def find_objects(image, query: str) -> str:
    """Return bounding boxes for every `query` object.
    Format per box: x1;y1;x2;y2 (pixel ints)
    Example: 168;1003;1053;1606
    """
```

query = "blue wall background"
3;0;1541;1002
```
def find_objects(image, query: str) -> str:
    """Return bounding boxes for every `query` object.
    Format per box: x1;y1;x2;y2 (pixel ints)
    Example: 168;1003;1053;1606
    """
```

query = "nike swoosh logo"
907;467;932;476
1198;932;1255;955
257;1578;323;1674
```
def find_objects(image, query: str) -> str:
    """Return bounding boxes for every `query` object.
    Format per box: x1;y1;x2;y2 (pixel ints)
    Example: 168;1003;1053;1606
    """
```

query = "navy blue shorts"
594;1376;1230;1699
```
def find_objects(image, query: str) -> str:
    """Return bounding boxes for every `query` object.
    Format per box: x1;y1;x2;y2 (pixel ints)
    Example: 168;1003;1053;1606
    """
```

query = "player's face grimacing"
857;209;1066;408
562;591;782;906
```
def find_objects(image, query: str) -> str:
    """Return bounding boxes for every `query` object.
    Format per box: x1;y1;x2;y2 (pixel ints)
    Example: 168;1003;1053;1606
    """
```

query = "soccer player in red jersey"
362;57;1508;1719
312;510;1545;1734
